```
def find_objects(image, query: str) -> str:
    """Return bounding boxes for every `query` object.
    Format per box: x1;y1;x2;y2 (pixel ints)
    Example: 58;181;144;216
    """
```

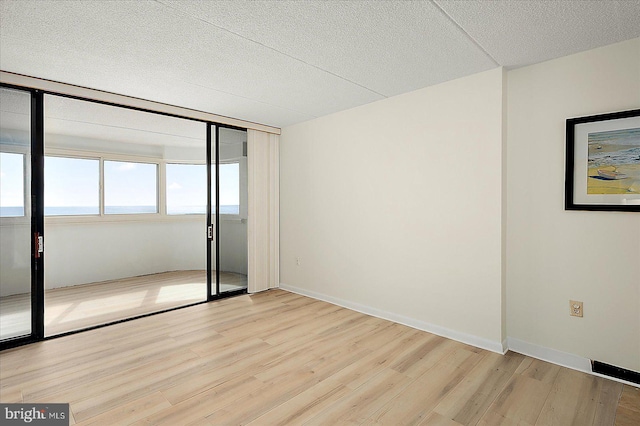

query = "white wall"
42;218;247;290
43;219;205;289
506;38;640;372
280;68;506;351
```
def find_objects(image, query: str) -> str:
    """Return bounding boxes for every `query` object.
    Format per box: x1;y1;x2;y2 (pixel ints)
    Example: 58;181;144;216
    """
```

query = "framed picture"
565;109;640;212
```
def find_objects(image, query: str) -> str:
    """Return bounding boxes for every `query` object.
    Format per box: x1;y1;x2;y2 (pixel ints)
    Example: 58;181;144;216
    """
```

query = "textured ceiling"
1;0;639;129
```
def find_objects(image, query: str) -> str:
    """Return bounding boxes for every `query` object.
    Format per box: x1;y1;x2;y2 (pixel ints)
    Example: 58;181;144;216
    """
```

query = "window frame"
41;149;243;224
43;153;101;217
103;158;159;216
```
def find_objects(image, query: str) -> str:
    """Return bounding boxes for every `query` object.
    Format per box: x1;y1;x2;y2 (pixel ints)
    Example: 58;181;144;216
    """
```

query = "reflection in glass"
220;163;240;215
166;163;206;215
0;152;25;217
218;128;248;294
0;87;32;340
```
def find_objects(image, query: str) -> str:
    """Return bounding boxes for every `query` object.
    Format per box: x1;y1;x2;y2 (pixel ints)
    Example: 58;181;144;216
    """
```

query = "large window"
105;161;158;214
166;163;207;215
0;152;25;217
219;162;239;215
37;158;239;217
44;156;99;216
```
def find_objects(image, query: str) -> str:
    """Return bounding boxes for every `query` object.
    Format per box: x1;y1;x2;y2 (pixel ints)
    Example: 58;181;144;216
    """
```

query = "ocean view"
587;127;640;195
0;207;25;217
0;205;240;217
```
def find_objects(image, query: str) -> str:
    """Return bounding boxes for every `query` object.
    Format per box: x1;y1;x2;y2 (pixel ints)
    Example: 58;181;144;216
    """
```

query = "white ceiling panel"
159;0;497;97
436;0;640;68
1;1;639;128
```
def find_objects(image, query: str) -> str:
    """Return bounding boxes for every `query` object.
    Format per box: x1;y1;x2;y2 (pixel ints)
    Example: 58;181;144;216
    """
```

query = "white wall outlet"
570;300;583;317
296;257;301;266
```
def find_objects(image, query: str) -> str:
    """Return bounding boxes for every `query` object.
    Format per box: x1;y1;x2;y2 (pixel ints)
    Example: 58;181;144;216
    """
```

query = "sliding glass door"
219;127;248;294
0;85;249;347
0;87;42;344
42;94;209;336
208;125;248;298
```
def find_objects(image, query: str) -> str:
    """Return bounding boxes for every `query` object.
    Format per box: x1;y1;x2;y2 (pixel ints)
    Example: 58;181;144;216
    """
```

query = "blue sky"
104;160;157;208
45;156;100;207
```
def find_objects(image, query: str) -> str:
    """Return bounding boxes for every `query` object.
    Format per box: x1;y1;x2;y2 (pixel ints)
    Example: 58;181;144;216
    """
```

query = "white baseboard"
279;283;506;355
507;337;591;372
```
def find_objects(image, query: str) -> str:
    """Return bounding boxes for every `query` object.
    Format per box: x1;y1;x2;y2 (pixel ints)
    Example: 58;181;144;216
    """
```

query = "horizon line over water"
0;205;240;217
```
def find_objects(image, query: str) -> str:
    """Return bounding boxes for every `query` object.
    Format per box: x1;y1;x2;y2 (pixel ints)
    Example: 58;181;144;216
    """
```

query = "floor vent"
592;360;640;385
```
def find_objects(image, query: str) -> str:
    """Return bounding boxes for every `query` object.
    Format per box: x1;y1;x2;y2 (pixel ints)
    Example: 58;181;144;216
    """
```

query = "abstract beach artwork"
565;109;640;211
587;128;640;195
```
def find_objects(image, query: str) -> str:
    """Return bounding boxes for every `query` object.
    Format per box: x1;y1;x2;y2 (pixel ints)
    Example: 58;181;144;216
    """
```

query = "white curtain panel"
247;129;280;293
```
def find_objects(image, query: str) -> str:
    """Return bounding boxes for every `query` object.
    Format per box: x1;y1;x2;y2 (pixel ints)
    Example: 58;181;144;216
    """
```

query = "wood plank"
303;368;414;425
75;392;171;426
135;375;264;425
367;347;483;425
246;379;350;425
615;385;640;426
418;412;465;426
615;406;640;426
535;368;602;426
205;369;322;425
432;351;525;425
0;387;22;403
617;384;640;413
593;378;624;426
514;357;561;384
478;374;553;425
326;328;431;390
389;335;460;379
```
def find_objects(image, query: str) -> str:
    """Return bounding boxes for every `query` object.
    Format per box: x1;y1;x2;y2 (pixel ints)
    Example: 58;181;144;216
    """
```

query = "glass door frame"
0;84;45;350
207;123;216;299
207;123;248;301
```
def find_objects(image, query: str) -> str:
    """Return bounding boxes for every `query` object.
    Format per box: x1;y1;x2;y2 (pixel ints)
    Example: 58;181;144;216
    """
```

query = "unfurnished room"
0;1;639;425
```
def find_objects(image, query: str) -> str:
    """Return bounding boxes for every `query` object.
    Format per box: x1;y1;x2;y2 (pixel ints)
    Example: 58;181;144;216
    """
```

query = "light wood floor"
0;289;638;425
0;270;247;338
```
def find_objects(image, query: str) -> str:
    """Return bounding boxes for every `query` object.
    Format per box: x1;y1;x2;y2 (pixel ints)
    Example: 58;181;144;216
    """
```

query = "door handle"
34;232;44;258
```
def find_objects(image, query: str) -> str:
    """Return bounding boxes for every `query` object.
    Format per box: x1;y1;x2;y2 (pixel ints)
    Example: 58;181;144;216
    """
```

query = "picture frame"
565;109;640;212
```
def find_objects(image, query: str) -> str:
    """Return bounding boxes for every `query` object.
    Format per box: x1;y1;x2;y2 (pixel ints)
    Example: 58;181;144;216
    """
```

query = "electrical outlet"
570;300;583;317
296;257;301;266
